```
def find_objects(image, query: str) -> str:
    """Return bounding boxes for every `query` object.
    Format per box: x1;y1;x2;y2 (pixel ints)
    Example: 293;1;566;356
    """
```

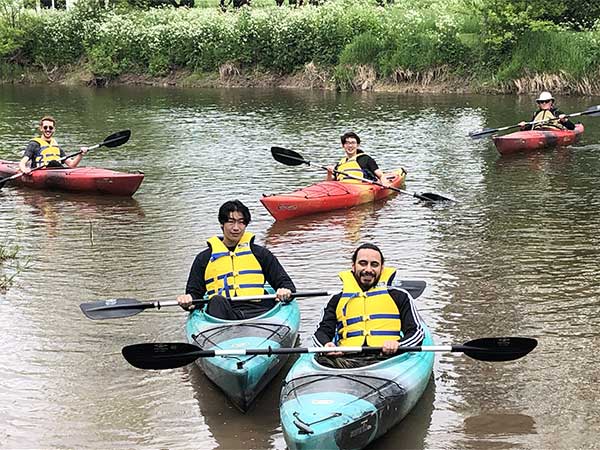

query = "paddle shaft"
121;336;538;369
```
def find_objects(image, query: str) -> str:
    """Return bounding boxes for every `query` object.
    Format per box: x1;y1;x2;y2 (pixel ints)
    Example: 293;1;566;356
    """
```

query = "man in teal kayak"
326;131;390;187
518;91;576;131
313;243;425;368
18;116;88;174
177;200;295;319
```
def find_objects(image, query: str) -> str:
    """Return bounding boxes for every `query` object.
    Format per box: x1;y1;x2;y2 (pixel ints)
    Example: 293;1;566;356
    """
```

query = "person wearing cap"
518;92;575;131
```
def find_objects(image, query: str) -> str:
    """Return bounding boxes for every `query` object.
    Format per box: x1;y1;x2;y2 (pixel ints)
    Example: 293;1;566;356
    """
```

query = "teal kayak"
280;324;434;450
185;300;300;412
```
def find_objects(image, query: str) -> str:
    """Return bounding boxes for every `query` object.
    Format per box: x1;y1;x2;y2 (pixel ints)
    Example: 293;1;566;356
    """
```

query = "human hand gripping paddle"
468;105;600;139
121;336;538;370
0;129;131;189
270;146;455;204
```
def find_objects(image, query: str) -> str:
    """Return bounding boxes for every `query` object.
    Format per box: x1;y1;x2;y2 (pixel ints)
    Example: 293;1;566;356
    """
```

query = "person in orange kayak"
177;200;295;319
518;91;576;131
312;243;425;369
18;116;88;174
327;131;390;186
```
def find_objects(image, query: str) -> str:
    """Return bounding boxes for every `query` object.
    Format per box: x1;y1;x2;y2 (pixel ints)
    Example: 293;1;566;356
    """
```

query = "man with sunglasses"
177;199;295;319
518;91;575;131
18;116;88;175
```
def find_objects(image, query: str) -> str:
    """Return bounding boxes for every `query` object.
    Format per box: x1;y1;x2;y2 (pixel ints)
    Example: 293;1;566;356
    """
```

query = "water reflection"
459;413;537;450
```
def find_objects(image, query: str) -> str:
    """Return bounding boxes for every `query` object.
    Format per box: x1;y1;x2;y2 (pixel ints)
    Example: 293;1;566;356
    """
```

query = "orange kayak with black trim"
261;169;406;221
493;124;584;155
0;160;144;196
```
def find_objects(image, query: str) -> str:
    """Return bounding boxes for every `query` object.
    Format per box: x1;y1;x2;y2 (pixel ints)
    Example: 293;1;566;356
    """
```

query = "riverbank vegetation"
0;241;27;292
1;0;599;93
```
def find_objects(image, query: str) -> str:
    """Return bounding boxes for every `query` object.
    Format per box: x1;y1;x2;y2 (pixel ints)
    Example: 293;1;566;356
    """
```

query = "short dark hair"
352;243;384;265
39;116;56;127
341;131;361;145
218;200;251;225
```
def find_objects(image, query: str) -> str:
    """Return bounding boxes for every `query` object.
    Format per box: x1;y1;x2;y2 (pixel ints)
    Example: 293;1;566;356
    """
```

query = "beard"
354;269;380;291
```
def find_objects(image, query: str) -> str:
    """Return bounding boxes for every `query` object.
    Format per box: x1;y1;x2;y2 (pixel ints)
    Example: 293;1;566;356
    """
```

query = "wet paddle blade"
468;127;502;139
459;337;537;362
101;130;131;148
122;342;201;370
417;192;457;203
271;146;309;166
80;298;149;320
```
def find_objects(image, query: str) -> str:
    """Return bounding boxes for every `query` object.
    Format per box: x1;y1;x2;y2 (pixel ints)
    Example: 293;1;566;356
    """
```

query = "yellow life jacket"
335;267;402;346
204;232;265;298
32;137;62;168
335;153;370;184
532;109;564;130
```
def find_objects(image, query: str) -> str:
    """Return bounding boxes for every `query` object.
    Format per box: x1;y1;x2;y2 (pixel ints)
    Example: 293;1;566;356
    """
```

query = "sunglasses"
537;100;552;104
42;125;55;131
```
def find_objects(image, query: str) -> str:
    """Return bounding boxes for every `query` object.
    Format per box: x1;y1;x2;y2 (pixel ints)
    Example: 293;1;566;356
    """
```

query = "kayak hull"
261;169;407;221
0;160;144;196
280;325;434;450
493;124;584;155
185;301;301;413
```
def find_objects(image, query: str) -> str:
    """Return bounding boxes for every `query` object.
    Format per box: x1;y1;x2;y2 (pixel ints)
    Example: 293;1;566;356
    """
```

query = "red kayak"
261;169;406;221
0;160;144;196
493;124;584;155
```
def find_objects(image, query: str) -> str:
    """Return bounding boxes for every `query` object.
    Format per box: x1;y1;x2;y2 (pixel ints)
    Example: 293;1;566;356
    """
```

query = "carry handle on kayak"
121;337;538;370
0;130;131;190
468;105;600;139
270;146;456;204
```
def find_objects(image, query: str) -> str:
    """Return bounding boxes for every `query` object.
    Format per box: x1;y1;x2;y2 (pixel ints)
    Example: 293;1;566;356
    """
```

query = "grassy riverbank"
1;0;599;94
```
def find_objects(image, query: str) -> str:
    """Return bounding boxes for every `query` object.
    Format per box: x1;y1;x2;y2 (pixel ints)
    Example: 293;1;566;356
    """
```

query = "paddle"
468;105;600;139
0;129;131;189
121;336;537;370
80;290;331;320
271;146;455;204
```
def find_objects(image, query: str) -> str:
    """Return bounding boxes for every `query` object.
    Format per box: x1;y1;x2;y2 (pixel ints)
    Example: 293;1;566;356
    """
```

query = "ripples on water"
1;86;600;449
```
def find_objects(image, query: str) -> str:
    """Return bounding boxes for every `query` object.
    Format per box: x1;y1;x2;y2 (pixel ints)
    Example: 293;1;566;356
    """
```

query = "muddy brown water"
1;85;600;449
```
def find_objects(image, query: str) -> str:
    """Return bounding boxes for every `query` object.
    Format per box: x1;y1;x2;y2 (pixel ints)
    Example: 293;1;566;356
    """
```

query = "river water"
1;85;599;450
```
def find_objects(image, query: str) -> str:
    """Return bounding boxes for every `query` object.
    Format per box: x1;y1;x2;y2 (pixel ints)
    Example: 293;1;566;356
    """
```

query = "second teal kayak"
280;323;434;450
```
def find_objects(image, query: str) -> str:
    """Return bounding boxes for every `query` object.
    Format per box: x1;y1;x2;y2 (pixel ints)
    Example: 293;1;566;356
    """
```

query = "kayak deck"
0;160;144;196
185;301;301;412
261;169;407;220
280;325;434;450
492;123;584;155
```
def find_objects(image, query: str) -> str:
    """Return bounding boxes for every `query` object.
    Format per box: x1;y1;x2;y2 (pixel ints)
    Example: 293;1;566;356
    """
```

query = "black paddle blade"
102;130;131;148
80;298;147;320
468;128;498;139
271;146;309;167
460;337;537;362
418;192;457;203
122;342;201;370
583;105;600;117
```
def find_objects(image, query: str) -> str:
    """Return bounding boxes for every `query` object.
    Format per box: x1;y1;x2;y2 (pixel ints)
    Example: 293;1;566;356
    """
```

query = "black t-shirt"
335;150;380;181
22;140;66;168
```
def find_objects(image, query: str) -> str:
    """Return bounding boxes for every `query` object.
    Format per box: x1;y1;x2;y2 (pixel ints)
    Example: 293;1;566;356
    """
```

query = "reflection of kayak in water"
185;300;301;413
261;169;406;221
0;160;144;196
492;124;584;155
280;323;434;450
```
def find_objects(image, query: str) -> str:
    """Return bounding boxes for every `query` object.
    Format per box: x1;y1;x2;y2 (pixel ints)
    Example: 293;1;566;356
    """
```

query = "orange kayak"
261;169;406;221
0;160;144;196
493;124;584;155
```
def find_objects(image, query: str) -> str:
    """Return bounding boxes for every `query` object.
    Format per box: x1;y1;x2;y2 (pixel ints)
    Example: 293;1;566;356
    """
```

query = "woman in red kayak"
18;116;88;174
518;91;576;131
